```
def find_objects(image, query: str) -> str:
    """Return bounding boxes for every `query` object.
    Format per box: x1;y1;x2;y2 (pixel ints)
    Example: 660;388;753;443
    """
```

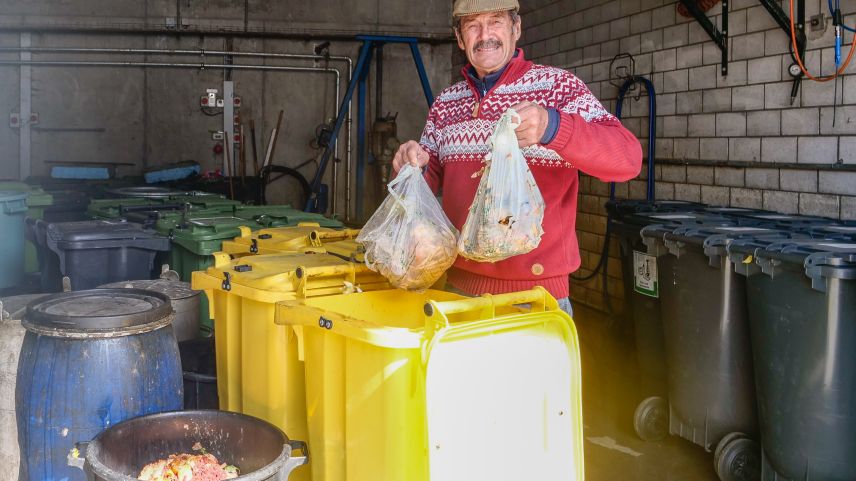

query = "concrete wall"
518;0;856;311
0;0;455;219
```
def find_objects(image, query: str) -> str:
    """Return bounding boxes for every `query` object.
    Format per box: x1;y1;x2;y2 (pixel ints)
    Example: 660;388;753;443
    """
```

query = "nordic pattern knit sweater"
420;50;642;299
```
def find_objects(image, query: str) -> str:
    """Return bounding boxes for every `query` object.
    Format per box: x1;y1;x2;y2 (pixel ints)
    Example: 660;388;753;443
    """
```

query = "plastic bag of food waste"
356;163;458;290
458;108;545;262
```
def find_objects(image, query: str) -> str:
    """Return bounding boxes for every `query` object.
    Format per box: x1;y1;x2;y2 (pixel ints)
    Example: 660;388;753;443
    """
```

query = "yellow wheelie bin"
275;287;584;481
191;251;389;481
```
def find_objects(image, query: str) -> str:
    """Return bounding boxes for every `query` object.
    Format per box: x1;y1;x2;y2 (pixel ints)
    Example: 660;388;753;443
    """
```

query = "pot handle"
67;442;100;481
67;441;91;470
277;440;309;481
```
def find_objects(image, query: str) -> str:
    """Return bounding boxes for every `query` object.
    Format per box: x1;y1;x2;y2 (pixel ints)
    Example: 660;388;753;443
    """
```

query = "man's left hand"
511;101;548;148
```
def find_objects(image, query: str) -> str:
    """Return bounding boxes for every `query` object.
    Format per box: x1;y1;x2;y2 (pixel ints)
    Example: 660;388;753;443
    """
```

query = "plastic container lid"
808;224;856;240
169;216;255;242
728;212;834;224
98;279;199;301
0;181;32;192
222;224;348;256
168;194;242;210
322;238;366;263
0;182;53;208
210;252;383;290
233;204;343;228
25;288;173;330
622;211;734;228
108;186;188;199
191;251;388;302
664;225;797;246
47;220;162;243
754;240;856;288
703;206;762;215
0;190;28;204
26;189;54;208
87;198;168;218
606;199;706;220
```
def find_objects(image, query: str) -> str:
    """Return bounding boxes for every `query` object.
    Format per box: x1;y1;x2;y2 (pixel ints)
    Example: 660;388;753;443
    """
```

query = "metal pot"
98;270;201;342
68;410;308;481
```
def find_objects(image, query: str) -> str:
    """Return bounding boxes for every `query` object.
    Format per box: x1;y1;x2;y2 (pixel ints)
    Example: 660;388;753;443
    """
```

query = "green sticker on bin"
633;250;659;298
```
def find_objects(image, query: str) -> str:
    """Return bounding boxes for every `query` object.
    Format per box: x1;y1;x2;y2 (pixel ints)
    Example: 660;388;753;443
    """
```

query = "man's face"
455;11;521;78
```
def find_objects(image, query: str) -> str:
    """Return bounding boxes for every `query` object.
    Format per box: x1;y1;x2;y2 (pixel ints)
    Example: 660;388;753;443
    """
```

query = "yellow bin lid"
221;223;360;257
191;251;388;303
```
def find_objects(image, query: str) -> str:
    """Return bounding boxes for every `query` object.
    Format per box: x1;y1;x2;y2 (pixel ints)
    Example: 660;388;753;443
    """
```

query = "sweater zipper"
472;86;487;118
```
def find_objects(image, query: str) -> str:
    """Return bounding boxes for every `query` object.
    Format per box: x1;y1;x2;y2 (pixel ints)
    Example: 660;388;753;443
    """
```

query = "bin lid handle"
424;287;554;326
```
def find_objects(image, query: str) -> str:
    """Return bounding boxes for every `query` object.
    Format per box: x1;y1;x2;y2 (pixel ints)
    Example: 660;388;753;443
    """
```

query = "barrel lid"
108;186;187;199
98;279;199;301
25;288;173;330
0;190;28;203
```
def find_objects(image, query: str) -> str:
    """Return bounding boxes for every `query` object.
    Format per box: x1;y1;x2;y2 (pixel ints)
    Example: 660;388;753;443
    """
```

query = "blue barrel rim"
25;288;173;332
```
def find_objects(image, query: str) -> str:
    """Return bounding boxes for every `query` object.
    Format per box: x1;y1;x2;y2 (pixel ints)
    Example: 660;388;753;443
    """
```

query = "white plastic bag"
458;108;545;262
356;164;459;291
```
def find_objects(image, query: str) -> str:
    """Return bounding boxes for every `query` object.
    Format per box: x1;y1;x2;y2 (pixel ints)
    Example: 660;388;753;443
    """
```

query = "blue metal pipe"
356;55;370;220
306;35;434;213
305;39;373;212
409;42;435;106
613;76;657;202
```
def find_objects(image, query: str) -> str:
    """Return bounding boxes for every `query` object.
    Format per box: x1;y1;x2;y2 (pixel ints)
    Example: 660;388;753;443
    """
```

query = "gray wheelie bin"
728;239;856;481
640;224;808;481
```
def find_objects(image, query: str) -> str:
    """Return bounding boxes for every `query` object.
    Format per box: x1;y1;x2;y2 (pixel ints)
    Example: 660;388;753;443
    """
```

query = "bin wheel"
714;433;760;481
633;396;668;442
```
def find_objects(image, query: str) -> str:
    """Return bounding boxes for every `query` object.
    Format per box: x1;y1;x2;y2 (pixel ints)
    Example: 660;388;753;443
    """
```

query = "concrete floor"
574;303;719;481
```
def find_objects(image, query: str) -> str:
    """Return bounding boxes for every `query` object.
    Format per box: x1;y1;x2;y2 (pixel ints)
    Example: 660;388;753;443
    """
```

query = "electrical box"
201;89;218;108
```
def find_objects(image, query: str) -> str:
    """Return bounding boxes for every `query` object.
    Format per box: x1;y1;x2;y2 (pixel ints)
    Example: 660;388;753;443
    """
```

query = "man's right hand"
392;140;429;173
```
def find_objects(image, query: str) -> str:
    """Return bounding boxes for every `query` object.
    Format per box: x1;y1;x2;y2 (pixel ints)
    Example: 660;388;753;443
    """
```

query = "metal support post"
305;35;434;214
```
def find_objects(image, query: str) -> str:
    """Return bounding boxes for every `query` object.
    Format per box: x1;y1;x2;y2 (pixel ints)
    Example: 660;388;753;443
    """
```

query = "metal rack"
678;0;806;100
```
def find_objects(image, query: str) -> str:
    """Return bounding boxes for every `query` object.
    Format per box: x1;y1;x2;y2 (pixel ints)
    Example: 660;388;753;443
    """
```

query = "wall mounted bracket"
678;0;729;75
758;0;806;104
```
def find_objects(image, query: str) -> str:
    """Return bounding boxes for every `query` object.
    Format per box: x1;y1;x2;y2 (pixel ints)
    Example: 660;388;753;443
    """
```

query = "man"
392;0;642;314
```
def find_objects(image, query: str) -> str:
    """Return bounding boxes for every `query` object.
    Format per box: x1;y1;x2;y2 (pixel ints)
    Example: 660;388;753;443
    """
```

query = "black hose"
571;76;657;314
257;165;311;206
571;220;612;282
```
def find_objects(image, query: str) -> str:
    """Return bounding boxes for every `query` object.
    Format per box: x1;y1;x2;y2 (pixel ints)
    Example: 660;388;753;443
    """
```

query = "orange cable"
790;0;856;82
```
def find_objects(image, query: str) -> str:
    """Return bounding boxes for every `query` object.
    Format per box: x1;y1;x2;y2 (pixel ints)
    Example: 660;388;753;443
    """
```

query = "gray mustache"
474;39;502;50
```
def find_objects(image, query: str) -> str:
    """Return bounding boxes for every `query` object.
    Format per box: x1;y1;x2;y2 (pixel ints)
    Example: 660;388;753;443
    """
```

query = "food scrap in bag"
356;164;459;291
459;108;545;262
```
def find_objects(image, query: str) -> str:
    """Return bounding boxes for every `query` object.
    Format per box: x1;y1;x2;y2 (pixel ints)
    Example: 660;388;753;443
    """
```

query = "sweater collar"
461;48;531;98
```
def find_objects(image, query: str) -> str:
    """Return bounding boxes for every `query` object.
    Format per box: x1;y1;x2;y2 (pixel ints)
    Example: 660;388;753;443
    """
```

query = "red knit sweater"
420;50;642;298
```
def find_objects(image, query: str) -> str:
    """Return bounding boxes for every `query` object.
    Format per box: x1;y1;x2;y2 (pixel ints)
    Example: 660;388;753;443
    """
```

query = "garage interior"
0;1;854;481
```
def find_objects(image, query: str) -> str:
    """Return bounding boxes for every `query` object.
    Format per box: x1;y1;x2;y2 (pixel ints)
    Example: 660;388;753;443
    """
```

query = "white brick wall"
519;0;856;309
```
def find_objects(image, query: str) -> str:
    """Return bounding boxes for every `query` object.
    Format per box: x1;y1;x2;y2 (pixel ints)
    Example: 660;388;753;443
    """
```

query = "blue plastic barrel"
0;191;28;288
16;289;183;481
